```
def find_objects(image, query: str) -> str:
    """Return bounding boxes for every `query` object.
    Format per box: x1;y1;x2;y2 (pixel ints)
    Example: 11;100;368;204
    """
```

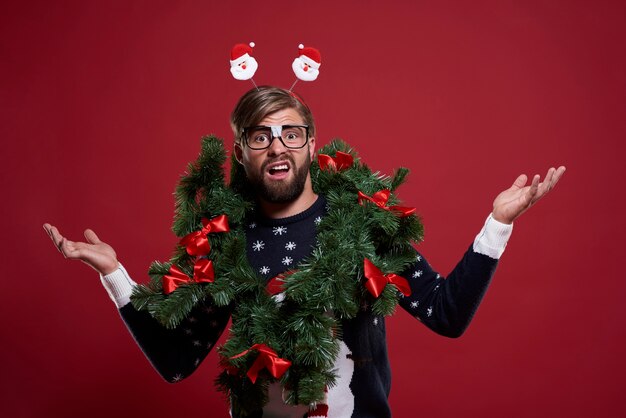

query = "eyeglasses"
242;125;309;150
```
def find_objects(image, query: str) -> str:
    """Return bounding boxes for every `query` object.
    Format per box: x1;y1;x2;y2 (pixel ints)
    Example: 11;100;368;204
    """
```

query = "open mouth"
266;161;291;179
268;163;289;175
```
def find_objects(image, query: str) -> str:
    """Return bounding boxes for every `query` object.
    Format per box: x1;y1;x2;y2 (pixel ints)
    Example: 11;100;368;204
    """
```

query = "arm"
43;224;230;382
101;265;230;382
398;165;565;337
399;214;511;337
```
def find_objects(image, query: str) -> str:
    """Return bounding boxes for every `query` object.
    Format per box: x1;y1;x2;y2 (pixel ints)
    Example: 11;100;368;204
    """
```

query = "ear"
234;142;244;164
308;136;316;161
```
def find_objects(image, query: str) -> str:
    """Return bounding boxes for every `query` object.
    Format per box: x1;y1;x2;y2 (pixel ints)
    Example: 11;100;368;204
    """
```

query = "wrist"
100;262;120;276
491;211;513;225
100;263;135;308
473;213;514;259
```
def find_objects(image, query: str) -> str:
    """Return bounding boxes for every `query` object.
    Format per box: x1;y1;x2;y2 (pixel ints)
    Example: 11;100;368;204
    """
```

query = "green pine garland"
130;135;423;415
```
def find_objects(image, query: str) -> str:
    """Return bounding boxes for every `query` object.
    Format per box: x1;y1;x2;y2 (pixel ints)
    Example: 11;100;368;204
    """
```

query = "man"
44;86;565;417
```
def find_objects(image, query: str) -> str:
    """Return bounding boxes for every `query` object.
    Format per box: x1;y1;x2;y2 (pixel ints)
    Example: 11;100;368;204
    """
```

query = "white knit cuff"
472;214;513;259
100;263;136;309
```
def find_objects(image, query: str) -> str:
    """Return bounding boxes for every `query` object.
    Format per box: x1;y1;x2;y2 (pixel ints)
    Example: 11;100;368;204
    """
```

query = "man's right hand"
43;224;119;275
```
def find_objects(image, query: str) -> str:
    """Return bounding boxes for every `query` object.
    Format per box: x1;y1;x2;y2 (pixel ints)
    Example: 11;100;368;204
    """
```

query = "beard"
244;152;311;203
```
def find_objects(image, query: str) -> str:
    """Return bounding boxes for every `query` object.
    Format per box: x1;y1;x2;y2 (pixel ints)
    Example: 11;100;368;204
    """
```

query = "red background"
2;1;625;417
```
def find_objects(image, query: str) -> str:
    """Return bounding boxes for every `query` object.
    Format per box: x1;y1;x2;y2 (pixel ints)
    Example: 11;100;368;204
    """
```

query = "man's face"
235;107;315;203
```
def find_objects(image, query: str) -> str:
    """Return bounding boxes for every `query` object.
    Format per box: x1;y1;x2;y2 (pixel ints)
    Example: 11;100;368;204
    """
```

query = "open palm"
492;166;566;224
43;224;118;275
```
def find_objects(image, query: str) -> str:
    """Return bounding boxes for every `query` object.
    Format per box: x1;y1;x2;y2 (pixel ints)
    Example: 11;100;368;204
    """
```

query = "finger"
43;223;53;238
59;237;70;258
511;174;528;190
84;229;101;245
543;167;556;192
46;225;65;252
538;165;566;198
43;224;61;251
537;167;555;196
544;167;555;188
526;174;540;203
532;174;540;188
550;166;566;188
60;237;83;259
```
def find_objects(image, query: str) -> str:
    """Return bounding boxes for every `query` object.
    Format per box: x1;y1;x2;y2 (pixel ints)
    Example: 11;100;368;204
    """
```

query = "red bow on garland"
162;259;215;294
228;343;291;383
357;189;416;217
266;270;297;296
267;274;285;296
180;215;230;256
318;151;354;171
363;258;411;298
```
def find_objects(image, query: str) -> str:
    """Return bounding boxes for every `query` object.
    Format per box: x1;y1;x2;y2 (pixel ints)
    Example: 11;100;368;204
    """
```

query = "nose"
267;135;288;156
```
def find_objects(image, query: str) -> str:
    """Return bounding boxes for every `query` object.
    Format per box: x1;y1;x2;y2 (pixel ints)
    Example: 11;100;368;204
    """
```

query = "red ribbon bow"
266;270;297;296
228;343;291;383
363;258;411;298
318;151;354;171
267;274;286;296
357;189;416;217
163;259;215;294
180;215;230;256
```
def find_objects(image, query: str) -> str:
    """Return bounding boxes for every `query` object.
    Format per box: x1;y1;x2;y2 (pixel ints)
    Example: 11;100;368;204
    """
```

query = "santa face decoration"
292;56;319;81
230;56;258;80
229;42;258;81
292;44;322;82
228;42;322;86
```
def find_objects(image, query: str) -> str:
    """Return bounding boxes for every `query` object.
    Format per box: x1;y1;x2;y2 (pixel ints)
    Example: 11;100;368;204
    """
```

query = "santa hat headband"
228;42;322;91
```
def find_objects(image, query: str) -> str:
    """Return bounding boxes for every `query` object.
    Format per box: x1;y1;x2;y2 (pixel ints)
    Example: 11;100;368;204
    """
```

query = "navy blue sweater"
119;196;499;417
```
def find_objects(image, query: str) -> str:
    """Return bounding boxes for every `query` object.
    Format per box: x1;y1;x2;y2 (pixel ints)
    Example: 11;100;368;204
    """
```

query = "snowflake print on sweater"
273;226;287;235
245;196;327;288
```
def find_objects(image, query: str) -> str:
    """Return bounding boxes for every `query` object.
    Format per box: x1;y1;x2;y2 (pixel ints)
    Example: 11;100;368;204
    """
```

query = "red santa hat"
230;42;255;66
297;44;321;69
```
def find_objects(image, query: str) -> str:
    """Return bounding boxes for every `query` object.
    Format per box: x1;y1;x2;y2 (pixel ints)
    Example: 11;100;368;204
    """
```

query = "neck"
258;180;318;219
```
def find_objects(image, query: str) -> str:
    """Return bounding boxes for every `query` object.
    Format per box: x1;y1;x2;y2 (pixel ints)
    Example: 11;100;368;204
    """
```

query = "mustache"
261;155;295;172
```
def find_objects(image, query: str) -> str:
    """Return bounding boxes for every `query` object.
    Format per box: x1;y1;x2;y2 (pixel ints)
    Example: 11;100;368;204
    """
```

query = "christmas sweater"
101;195;512;418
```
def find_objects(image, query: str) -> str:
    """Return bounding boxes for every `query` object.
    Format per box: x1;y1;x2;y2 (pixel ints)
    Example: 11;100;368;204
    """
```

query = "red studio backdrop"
2;1;625;417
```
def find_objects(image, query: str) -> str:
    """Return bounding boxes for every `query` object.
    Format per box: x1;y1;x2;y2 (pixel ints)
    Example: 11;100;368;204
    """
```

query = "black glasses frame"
242;125;310;150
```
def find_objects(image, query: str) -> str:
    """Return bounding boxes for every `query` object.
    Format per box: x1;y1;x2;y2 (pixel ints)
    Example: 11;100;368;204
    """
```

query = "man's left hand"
492;166;566;224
